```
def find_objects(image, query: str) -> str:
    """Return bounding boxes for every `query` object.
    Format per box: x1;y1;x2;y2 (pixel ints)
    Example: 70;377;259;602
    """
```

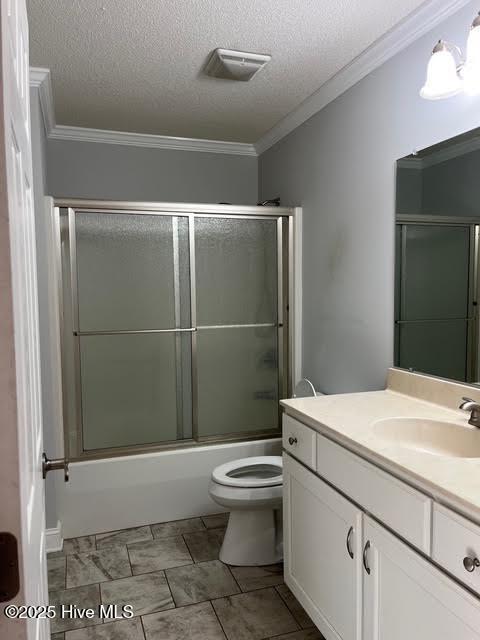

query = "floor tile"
128;536;192;574
63;536;96;555
212;587;299;640
276;584;314;629
202;513;229;529
166;559;240;606
101;570;174;616
48;555;66;591
151;517;205;538
65;617;144;640
66;546;131;588
183;528;225;562
142;601;225;640
230;564;284;592
49;584;102;634
96;525;152;549
269;629;325;640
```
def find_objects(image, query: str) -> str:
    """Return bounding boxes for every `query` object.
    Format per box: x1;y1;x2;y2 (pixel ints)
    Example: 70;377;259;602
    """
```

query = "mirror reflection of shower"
395;128;480;385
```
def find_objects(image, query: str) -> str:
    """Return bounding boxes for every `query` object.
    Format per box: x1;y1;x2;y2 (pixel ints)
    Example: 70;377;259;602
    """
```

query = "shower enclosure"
56;200;295;460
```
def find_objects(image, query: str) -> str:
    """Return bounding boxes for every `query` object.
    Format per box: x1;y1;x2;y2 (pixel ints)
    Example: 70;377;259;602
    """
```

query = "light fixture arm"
432;40;464;71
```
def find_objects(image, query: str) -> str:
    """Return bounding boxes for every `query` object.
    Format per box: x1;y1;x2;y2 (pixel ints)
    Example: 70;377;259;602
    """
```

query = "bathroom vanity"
281;368;480;640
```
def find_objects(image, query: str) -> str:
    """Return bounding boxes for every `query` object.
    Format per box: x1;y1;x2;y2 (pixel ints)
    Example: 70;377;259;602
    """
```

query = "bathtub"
55;438;282;539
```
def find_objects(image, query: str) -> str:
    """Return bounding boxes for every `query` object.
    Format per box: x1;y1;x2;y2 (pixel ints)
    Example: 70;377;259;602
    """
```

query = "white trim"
398;135;480;169
29;67;55;135
45;520;63;553
255;0;474;154
397;157;424;170
29;2;472;159
45;196;66;459
28;68;257;157
423;135;480;166
292;207;303;386
49;124;257;156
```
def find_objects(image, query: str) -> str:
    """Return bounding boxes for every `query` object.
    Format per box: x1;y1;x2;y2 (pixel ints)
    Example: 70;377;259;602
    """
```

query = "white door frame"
0;2;49;638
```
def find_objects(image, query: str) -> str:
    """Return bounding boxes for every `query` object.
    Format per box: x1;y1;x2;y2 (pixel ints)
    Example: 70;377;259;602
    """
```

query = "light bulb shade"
420;48;462;99
463;25;480;95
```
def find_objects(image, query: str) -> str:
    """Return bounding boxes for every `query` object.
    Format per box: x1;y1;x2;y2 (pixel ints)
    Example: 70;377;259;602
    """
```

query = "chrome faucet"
459;397;480;427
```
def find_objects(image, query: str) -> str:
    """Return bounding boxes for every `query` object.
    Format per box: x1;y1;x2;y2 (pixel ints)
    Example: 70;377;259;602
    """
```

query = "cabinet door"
284;453;363;640
363;516;480;640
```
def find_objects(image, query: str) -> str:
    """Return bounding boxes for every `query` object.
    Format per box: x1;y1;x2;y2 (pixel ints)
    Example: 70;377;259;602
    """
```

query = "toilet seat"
212;456;282;488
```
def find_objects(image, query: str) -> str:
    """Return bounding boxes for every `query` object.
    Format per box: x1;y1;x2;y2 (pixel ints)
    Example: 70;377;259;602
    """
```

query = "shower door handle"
42;453;69;482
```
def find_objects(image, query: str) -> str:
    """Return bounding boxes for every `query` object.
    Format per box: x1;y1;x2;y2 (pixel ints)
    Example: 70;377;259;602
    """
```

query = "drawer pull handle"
463;556;480;573
363;540;371;575
346;526;354;559
288;436;298;446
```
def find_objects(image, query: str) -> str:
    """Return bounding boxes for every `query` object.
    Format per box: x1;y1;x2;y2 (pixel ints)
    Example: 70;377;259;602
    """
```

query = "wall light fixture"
421;11;480;99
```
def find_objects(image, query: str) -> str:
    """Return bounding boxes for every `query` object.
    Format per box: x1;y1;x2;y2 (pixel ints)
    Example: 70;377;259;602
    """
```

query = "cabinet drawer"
282;414;316;471
433;504;480;594
316;432;432;553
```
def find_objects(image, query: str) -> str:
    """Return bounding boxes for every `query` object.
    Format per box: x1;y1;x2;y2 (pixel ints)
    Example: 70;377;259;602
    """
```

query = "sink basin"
372;418;480;458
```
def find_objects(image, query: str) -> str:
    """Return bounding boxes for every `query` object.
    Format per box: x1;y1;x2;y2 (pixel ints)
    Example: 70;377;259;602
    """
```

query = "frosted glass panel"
195;217;277;325
402;225;470;320
197;327;278;437
398;320;468;382
76;213;178;331
80;334;178;450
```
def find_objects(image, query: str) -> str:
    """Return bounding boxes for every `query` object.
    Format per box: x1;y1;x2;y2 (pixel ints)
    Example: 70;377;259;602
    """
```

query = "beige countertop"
281;369;480;524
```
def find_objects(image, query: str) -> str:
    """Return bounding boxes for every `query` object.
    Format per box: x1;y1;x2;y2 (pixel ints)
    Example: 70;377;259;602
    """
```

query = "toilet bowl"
208;456;283;566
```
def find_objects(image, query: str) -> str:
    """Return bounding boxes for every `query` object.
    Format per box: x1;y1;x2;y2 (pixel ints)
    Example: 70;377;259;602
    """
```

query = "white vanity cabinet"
283;454;363;640
363;516;480;639
283;413;480;640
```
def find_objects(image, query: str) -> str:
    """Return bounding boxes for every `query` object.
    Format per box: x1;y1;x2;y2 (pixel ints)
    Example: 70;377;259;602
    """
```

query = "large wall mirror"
395;128;480;385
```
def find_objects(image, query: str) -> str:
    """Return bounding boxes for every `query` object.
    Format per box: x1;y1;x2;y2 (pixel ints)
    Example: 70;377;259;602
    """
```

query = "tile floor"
47;513;325;640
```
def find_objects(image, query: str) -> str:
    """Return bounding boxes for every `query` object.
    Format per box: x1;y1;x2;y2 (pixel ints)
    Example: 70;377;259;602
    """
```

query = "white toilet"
208;456;283;566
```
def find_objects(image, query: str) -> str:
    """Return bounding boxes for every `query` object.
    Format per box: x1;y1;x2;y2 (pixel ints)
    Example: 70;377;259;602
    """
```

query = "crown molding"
398;134;480;170
397;157;424;169
48;124;257;156
29;66;256;156
255;0;473;155
29;67;55;134
422;134;480;167
30;0;472;159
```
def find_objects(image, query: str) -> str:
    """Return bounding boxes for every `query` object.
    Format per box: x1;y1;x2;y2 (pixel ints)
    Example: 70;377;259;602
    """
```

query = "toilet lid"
212;456;283;488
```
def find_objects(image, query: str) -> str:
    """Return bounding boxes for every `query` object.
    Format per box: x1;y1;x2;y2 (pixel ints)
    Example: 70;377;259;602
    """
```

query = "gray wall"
258;0;480;395
31;87;59;528
47;139;258;204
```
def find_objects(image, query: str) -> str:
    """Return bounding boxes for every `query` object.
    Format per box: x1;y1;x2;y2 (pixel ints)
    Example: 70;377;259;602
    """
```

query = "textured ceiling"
27;0;427;143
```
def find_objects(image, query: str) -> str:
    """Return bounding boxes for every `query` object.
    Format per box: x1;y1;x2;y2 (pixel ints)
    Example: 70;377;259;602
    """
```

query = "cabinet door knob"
288;436;298;446
346;526;354;559
463;556;480;573
363;540;371;575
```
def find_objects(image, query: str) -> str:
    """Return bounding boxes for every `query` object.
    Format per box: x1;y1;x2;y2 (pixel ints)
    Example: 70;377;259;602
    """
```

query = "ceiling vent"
205;49;271;81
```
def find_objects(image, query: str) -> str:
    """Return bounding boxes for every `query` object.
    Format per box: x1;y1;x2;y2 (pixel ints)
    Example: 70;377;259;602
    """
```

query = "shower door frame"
55;199;301;461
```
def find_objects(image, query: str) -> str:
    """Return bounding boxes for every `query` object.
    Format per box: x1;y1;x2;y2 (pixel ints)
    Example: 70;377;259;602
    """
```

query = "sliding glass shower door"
195;217;280;437
59;205;289;459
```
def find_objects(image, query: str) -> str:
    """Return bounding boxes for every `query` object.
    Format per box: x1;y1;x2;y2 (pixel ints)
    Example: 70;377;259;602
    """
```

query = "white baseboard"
46;521;63;553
